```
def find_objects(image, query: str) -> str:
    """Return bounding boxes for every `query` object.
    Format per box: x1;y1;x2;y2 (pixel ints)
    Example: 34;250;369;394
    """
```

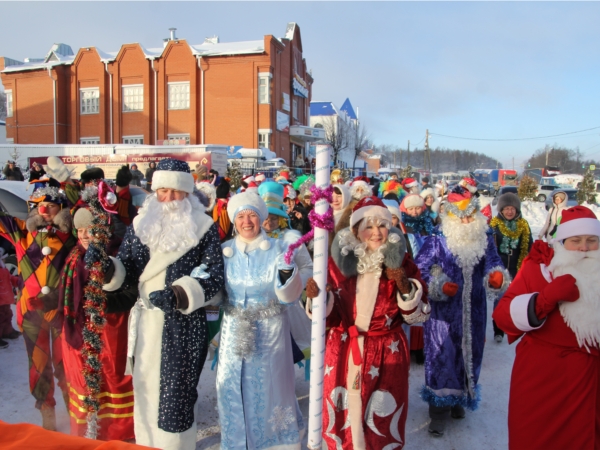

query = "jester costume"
0;191;76;415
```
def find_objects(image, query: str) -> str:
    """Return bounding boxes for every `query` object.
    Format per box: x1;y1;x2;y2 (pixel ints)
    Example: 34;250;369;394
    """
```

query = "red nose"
39;206;48;214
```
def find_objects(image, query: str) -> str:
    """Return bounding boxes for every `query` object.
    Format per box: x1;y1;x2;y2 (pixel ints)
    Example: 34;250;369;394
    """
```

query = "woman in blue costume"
217;192;305;450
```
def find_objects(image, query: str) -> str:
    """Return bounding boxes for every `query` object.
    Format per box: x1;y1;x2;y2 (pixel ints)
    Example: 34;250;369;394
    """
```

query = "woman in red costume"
307;196;430;449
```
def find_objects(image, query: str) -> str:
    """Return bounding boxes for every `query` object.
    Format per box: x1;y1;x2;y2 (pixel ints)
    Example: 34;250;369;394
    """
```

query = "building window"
167;134;190;144
258;129;271;149
5;90;13;118
168;82;190;110
258;73;271;104
80;88;100;114
6;138;14;144
292;99;298;120
122;85;143;112
80;137;100;145
123;136;144;145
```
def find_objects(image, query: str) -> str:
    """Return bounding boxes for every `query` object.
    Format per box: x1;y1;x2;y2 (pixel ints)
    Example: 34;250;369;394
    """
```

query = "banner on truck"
29;152;228;180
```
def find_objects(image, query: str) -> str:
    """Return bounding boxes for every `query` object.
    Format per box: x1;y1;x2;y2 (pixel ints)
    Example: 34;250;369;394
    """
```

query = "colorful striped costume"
0;207;76;409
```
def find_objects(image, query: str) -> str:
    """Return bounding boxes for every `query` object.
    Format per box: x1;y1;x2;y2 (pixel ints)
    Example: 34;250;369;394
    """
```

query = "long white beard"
136;194;201;254
548;244;600;348
441;212;489;268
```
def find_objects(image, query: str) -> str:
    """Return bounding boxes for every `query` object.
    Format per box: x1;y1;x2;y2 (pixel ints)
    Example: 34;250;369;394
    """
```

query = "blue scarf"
402;212;434;236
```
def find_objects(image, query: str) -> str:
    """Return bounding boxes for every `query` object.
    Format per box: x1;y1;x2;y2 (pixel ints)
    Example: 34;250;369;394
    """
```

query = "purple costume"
415;234;508;409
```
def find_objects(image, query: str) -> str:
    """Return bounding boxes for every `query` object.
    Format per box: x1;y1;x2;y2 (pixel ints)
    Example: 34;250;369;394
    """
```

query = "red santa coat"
493;241;600;450
322;254;428;450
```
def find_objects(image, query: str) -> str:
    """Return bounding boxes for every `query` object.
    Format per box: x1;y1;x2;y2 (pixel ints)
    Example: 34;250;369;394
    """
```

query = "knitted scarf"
490;216;530;270
402;212;434;236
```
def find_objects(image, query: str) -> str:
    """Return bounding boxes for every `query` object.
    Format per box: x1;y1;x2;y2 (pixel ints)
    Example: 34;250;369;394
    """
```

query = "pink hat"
350;196;392;228
554;206;600;242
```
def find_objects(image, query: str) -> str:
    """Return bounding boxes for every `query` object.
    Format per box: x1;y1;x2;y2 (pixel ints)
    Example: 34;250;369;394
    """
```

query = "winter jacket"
3;165;24;181
539;190;568;241
145;167;156;184
491;214;532;278
29;168;46;181
130;169;144;187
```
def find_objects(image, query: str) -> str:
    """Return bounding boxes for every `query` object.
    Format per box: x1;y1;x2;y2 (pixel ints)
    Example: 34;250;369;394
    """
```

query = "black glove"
149;288;177;312
84;243;110;272
115;165;133;188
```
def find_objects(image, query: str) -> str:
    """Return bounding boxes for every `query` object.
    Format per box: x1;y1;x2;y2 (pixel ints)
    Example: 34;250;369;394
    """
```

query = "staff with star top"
305;195;430;449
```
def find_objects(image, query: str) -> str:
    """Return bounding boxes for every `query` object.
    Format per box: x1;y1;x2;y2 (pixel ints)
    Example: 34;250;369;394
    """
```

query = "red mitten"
488;271;504;289
535;274;579;319
442;282;459;297
26;296;44;311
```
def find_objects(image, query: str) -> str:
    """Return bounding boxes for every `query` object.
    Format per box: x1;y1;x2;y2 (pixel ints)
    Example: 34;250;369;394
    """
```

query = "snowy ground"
1;196;595;449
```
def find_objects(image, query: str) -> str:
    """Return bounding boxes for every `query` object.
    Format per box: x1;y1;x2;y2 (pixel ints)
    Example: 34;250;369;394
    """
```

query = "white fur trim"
386;205;401;221
420;188;435;200
398;278;423;311
350;205;392;228
540;264;553;283
103;257;127;292
349;181;372;201
403;194;424;209
260;240;271;251
151;170;195;194
553;218;600;242
510;293;544;332
41;246;52;256
404;180;418;188
275;267;303;304
195;182;216;211
226;191;268;222
172;275;205;314
223;247;234;258
485;266;511;301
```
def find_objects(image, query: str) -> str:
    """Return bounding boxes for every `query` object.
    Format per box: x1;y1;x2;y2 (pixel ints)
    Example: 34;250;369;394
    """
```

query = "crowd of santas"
1;157;599;450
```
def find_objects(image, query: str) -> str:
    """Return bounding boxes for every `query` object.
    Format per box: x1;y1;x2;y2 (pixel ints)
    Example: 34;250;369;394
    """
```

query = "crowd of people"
1;157;599;450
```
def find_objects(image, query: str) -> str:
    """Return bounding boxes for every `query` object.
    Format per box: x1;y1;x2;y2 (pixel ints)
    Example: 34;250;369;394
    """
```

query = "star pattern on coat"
385;314;392;328
368;365;380;379
341;332;348;342
388;340;399;354
325;365;333;376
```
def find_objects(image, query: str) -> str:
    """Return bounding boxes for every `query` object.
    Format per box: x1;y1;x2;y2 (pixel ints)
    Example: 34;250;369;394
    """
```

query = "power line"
430;126;600;142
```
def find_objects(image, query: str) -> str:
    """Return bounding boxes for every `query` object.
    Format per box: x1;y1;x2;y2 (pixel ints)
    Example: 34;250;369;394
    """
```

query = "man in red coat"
493;205;600;449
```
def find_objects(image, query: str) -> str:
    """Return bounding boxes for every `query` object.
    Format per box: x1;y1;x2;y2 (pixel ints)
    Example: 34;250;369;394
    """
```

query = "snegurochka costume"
217;192;305;450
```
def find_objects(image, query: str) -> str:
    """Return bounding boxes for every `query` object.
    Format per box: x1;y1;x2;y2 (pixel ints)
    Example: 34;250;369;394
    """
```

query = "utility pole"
407;140;410;166
425;129;431;172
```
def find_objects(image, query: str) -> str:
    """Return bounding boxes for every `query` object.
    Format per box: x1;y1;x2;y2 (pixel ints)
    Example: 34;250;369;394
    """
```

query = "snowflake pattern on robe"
268;406;295;433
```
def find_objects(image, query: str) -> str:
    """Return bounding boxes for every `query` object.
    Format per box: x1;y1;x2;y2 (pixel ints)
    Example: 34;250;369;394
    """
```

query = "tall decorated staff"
78;181;118;438
286;146;332;449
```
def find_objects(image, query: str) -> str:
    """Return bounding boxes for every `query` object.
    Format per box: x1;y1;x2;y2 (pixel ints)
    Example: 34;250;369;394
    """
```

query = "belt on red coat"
336;324;400;366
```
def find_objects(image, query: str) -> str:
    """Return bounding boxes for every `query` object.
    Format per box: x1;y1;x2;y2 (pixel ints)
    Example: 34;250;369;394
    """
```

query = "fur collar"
134;204;214;283
26;207;72;233
331;226;406;278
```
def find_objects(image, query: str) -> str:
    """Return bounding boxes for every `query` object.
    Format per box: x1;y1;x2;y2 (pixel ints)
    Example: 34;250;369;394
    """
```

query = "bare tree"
321;115;349;167
0;92;6;120
352;121;370;174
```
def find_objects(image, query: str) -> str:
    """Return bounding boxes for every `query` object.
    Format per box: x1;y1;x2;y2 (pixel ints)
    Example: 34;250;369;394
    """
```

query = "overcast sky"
2;1;599;168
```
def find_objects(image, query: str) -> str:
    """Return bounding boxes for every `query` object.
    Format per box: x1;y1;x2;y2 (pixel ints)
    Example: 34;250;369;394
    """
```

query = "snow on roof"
95;47;118;63
189;39;264;57
340;98;357;120
310;102;338;116
285;23;297;40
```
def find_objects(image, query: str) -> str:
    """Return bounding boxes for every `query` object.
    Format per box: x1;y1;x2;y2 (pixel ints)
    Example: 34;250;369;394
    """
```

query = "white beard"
441;212;489;268
548;244;600;348
136;193;202;254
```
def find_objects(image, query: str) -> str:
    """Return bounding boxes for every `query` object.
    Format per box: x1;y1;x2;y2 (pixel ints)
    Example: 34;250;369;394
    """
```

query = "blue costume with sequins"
415;233;508;409
217;231;304;450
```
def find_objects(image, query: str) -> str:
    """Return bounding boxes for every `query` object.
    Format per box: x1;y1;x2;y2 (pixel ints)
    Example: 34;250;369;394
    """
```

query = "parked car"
535;184;560;202
491;185;519;206
545;189;579;211
476;182;496;197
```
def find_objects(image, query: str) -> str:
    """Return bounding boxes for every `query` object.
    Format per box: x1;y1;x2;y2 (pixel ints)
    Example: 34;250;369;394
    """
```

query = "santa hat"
445;185;479;218
246;181;259;194
382;199;401;221
255;173;266;182
258;181;288;218
195;182;217;212
350;178;373;201
227;191;268;223
350;196;392;228
283;184;297;200
275;171;290;183
459;178;478;194
333;184;351;211
43;156;74;182
554;206;600;242
151;159;194;194
402;193;425;210
242;175;255;185
401;178;418;190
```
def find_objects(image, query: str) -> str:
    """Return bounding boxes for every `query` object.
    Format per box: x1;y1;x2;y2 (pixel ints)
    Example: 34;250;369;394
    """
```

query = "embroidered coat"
493;241;600;449
321;228;430;449
217;232;304;450
108;205;224;449
415;234;508;409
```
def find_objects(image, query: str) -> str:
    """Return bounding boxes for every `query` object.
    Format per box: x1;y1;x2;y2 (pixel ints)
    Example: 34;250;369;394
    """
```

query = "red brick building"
0;23;313;162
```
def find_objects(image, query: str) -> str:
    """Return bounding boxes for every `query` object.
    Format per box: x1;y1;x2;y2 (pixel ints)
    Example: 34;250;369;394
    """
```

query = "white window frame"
167;82;190;110
258;73;272;104
167;133;190;144
258;128;272;149
123;135;144;145
292;99;298;120
80;137;100;145
6;138;14;144
5;90;13;118
80;88;100;115
122;84;144;112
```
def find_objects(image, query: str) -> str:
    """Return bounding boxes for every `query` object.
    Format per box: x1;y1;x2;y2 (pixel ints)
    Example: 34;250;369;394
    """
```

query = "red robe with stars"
322;254;427;449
